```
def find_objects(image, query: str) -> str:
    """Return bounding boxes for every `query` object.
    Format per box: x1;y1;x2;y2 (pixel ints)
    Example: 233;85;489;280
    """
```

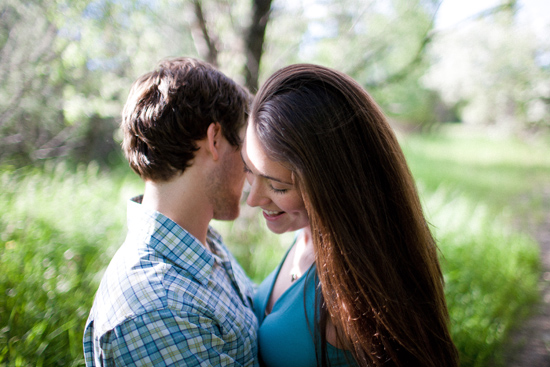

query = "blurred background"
1;0;549;366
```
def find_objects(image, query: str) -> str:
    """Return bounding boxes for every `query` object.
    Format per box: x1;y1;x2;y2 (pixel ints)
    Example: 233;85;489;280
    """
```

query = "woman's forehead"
243;125;293;185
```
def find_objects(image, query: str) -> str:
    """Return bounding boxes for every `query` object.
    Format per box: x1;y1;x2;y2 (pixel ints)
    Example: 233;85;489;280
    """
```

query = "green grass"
422;187;540;366
398;125;550;365
0;126;547;366
401;125;550;222
0;163;142;366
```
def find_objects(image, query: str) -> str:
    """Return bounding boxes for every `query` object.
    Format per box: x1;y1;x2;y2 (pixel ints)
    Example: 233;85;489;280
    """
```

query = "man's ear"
206;122;222;161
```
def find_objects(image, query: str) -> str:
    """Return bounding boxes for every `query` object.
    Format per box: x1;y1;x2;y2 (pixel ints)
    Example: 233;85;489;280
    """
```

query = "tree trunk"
244;0;272;93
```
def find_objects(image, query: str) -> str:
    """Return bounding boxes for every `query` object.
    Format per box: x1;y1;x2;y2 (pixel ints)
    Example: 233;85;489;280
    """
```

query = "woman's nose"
246;177;270;207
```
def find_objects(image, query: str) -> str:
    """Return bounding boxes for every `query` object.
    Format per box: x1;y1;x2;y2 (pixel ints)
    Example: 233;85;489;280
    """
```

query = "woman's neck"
290;227;315;277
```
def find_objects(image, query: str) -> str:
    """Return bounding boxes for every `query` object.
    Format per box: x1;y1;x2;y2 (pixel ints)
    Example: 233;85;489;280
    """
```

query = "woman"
242;64;459;367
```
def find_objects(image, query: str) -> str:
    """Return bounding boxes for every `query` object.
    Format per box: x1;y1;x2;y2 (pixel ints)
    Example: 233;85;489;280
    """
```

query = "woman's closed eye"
269;184;288;194
242;160;292;194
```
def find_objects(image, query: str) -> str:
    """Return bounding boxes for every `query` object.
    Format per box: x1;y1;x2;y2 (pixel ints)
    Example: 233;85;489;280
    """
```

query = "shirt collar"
126;196;216;286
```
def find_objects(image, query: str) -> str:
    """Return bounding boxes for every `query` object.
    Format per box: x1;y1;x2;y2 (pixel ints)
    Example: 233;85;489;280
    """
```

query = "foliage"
424;8;550;130
423;188;540;366
0;0;77;165
0;0;200;166
261;0;442;125
2;0;549;168
0;0;449;167
401;125;550;364
0;163;141;366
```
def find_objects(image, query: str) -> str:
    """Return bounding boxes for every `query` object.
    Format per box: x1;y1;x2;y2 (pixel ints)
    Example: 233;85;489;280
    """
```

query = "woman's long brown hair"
251;64;459;367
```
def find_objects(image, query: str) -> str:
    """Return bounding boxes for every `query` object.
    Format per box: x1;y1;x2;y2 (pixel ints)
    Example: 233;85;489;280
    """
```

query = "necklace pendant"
291;273;298;282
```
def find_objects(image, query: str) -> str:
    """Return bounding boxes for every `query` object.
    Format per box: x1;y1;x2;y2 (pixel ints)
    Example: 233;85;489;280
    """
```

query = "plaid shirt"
83;197;258;366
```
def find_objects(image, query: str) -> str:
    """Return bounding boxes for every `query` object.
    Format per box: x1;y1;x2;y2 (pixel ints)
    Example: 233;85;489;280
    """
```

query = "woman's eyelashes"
269;185;288;194
243;164;289;194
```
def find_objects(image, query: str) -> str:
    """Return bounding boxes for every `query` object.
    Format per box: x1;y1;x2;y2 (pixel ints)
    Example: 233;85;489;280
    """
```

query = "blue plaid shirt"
83;197;258;366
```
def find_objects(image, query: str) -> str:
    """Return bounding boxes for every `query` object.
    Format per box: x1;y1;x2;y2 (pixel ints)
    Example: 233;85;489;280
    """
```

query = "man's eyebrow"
240;153;293;185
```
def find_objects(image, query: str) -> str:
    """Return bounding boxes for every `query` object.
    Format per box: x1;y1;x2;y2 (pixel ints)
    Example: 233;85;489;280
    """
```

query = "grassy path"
397;124;550;366
505;188;550;366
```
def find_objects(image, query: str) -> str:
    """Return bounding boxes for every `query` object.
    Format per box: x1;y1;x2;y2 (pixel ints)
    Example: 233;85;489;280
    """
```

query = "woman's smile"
241;124;310;234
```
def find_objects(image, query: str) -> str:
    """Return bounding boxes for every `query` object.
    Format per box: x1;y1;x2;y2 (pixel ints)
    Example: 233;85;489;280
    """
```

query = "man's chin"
213;207;240;221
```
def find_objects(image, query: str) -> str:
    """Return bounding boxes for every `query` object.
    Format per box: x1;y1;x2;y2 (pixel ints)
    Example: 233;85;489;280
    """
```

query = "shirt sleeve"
96;308;245;367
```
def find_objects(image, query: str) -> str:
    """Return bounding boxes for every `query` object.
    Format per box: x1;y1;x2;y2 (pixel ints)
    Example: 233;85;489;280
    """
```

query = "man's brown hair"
121;57;250;181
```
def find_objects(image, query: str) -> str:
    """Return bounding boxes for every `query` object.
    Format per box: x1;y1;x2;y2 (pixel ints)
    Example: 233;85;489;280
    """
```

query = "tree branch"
346;1;442;89
32;125;80;160
359;1;519;88
191;0;219;67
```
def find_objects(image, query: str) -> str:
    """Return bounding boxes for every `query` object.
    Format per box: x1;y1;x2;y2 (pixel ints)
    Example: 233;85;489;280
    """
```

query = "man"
83;57;258;366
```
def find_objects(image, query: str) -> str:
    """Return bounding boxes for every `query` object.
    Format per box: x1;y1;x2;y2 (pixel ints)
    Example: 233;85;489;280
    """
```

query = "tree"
0;0;278;165
0;0;144;165
0;0;73;164
244;0;272;92
0;0;454;166
284;0;443;126
186;0;273;92
424;1;550;130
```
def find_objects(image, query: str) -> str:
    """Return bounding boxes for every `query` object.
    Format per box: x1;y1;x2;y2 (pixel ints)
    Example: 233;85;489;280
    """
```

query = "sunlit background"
1;0;549;366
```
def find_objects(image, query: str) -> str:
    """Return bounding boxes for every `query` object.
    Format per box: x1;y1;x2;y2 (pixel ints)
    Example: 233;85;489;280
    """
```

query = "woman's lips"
262;209;284;221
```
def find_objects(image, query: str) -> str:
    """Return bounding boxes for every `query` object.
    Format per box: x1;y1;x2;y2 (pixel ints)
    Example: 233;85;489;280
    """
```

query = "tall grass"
0;163;141;366
0;129;546;366
422;187;539;366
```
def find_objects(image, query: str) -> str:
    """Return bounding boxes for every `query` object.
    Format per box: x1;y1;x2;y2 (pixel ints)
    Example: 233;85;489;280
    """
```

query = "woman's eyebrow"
240;153;293;185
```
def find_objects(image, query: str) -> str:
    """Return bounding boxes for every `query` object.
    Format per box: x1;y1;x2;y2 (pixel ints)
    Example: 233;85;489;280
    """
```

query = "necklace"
290;229;313;283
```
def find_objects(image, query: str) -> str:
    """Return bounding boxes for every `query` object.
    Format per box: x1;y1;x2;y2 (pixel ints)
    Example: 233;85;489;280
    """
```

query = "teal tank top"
253;245;357;367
